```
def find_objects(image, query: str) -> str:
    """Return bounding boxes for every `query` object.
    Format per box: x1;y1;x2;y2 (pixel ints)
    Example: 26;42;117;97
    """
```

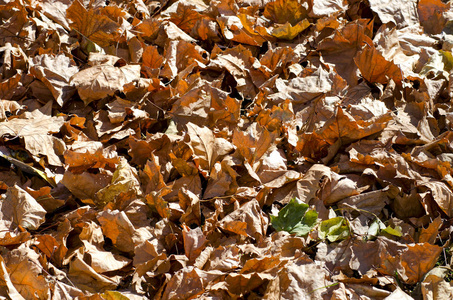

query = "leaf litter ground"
0;0;453;299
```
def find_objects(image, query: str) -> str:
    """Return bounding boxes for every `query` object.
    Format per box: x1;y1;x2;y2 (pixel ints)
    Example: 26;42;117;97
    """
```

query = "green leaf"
366;218;386;239
366;218;402;240
319;217;349;242
381;225;402;237
270;197;318;236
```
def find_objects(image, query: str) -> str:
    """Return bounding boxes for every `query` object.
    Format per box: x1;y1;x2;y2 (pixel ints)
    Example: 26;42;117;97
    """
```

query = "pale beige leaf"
71;64;141;105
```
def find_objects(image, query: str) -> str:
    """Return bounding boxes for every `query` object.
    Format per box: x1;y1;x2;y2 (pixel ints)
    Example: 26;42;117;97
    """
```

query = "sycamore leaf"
66;0;119;47
169;2;203;34
1;185;46;231
30;53;78;106
270;198;318;236
354;44;403;84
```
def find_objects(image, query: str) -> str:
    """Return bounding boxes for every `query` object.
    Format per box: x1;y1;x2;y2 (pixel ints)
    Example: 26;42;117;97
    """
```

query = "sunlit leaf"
319;217;350;242
270;197;318;236
271;19;310;40
66;0;119;47
264;0;309;25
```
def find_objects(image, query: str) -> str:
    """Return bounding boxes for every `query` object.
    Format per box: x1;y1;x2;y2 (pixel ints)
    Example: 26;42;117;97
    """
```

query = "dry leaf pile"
2;0;453;298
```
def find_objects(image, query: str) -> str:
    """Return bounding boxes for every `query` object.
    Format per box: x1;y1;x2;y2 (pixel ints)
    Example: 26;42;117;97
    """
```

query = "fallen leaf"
71;62;141;105
66;0;119;47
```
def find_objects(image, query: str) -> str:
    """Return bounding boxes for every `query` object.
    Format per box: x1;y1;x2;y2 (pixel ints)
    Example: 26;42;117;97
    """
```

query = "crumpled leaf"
95;157;142;206
368;0;419;29
0;185;46;231
30;53;78;106
186;122;234;176
0;108;65;166
418;0;449;34
354;44;403;84
68;257;119;293
419;50;453;79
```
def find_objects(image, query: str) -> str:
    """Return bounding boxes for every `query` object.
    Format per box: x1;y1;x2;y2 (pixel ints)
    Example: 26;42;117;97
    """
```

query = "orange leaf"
264;0;309;25
354;44;403;84
66;0;119;48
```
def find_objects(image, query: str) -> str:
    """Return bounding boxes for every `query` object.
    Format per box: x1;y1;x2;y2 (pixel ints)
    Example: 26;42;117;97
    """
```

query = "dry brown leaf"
0;255;25;300
26;186;64;212
355;44;403;85
80;243;131;273
418;0;449;34
97;209;151;253
61;170;112;204
418;216;442;244
30;53;78;106
5;247;49;299
421;267;453;299
263;257;333;299
142;45;164;78
418;181;453;217
0;100;25;120
71;63;141;105
160;267;207;299
219;199;267;241
0;72;22;100
186;122;234;176
310;0;348;18
0;185;46;231
0;108;65;166
66;0;119;47
368;0;419;29
318;19;373;86
160;40;209;80
95;157;142;206
169;2;203;34
179;187;202;227
68;257;119;292
64;141;119;173
183;226;207;263
0;42;28;80
208;45;257;98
